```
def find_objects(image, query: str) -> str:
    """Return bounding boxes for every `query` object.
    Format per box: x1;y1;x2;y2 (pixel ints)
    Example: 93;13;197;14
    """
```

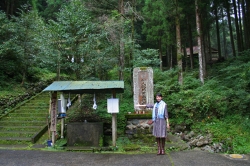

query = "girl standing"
148;93;170;155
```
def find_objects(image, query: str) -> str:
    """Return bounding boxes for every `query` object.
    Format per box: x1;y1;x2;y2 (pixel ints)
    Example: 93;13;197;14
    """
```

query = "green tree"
38;0;67;20
141;0;171;71
0;7;45;85
45;0;116;80
0;11;14;85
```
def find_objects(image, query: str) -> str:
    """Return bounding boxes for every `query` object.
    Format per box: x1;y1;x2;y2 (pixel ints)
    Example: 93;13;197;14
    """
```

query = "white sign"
107;98;119;113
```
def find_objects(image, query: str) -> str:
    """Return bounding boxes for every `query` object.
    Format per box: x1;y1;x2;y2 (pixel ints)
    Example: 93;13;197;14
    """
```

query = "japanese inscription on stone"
133;67;154;111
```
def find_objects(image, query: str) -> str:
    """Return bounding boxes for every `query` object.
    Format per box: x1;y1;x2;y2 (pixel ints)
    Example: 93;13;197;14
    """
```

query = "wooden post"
50;91;57;146
112;90;117;147
52;131;55;146
112;113;117;146
61;118;64;138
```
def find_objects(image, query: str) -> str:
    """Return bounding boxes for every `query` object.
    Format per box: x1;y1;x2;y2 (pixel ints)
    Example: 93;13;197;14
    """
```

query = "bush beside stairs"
0;92;51;146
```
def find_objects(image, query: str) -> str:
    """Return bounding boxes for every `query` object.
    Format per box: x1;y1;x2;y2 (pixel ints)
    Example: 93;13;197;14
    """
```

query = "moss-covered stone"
123;144;141;151
139;67;149;70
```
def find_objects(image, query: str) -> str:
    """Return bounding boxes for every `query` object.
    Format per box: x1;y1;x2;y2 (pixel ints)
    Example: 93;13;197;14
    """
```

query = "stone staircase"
0;92;51;145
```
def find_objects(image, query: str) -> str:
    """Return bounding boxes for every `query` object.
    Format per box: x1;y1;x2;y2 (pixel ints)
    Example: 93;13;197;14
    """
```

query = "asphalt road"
0;149;249;166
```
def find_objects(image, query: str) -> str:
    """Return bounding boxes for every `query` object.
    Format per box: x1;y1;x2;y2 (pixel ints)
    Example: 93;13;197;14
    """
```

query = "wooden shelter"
186;46;219;61
43;81;124;147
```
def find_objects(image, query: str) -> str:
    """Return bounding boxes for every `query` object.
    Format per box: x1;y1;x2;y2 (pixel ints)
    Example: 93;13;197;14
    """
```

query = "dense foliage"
153;50;250;153
154;50;250;125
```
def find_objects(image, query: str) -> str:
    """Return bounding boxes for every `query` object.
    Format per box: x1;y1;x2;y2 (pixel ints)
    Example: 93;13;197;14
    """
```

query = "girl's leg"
156;137;161;155
161;137;166;155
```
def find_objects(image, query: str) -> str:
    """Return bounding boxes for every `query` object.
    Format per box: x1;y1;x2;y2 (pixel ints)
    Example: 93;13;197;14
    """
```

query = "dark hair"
156;93;162;97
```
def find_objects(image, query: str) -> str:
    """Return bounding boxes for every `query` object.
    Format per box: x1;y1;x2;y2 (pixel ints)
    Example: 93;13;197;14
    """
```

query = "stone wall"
125;118;153;140
125;117;228;153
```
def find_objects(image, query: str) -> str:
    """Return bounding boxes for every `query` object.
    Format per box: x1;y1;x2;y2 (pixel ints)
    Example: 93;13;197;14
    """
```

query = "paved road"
0;149;249;166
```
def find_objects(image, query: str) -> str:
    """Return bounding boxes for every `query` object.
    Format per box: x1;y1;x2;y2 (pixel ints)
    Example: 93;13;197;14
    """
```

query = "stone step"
0;92;67;145
0;144;28;149
29;99;49;102
0;131;37;138
0;121;46;126
8;113;48;117
20;107;48;111
14;109;48;113
24;102;49;106
29;99;50;102
17;106;49;109
1;116;47;121
0;126;43;132
12;111;48;115
0;137;31;142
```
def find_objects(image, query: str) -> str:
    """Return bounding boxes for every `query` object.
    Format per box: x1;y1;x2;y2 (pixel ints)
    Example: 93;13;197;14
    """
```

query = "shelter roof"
43;81;124;94
186;46;218;55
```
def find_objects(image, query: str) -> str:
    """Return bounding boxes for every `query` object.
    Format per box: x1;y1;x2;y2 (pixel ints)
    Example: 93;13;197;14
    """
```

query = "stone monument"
133;67;154;113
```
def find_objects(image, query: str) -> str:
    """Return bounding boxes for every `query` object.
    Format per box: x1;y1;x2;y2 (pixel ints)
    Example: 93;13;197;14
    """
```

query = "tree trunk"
130;0;135;95
195;0;204;84
10;0;15;15
242;0;250;49
208;30;212;62
233;0;242;52
221;6;227;58
170;45;174;69
159;38;163;71
226;0;236;57
176;0;183;85
187;16;194;69
214;6;222;60
130;0;135;66
238;0;244;50
202;28;206;62
245;0;250;49
166;45;170;68
5;0;9;16
57;57;60;81
119;0;124;80
21;72;26;85
201;31;206;77
183;44;188;71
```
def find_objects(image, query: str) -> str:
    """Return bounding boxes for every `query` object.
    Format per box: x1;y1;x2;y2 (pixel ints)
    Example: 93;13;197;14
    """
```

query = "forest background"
0;0;250;153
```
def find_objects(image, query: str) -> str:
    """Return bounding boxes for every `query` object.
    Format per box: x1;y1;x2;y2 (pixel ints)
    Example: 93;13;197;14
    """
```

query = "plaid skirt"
153;118;167;138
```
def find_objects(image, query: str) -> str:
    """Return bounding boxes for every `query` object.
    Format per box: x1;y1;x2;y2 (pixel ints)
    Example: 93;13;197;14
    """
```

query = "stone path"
0;92;50;145
0;149;249;166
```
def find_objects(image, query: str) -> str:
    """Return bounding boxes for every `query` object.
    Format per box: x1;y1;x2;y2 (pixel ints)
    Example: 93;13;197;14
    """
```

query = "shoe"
157;146;161;155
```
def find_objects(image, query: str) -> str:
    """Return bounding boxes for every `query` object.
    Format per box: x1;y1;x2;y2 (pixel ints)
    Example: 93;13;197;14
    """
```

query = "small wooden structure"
43;81;124;147
186;46;219;61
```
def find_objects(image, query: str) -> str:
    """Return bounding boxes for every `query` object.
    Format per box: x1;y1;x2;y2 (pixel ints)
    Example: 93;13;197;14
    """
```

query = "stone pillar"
133;67;154;112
